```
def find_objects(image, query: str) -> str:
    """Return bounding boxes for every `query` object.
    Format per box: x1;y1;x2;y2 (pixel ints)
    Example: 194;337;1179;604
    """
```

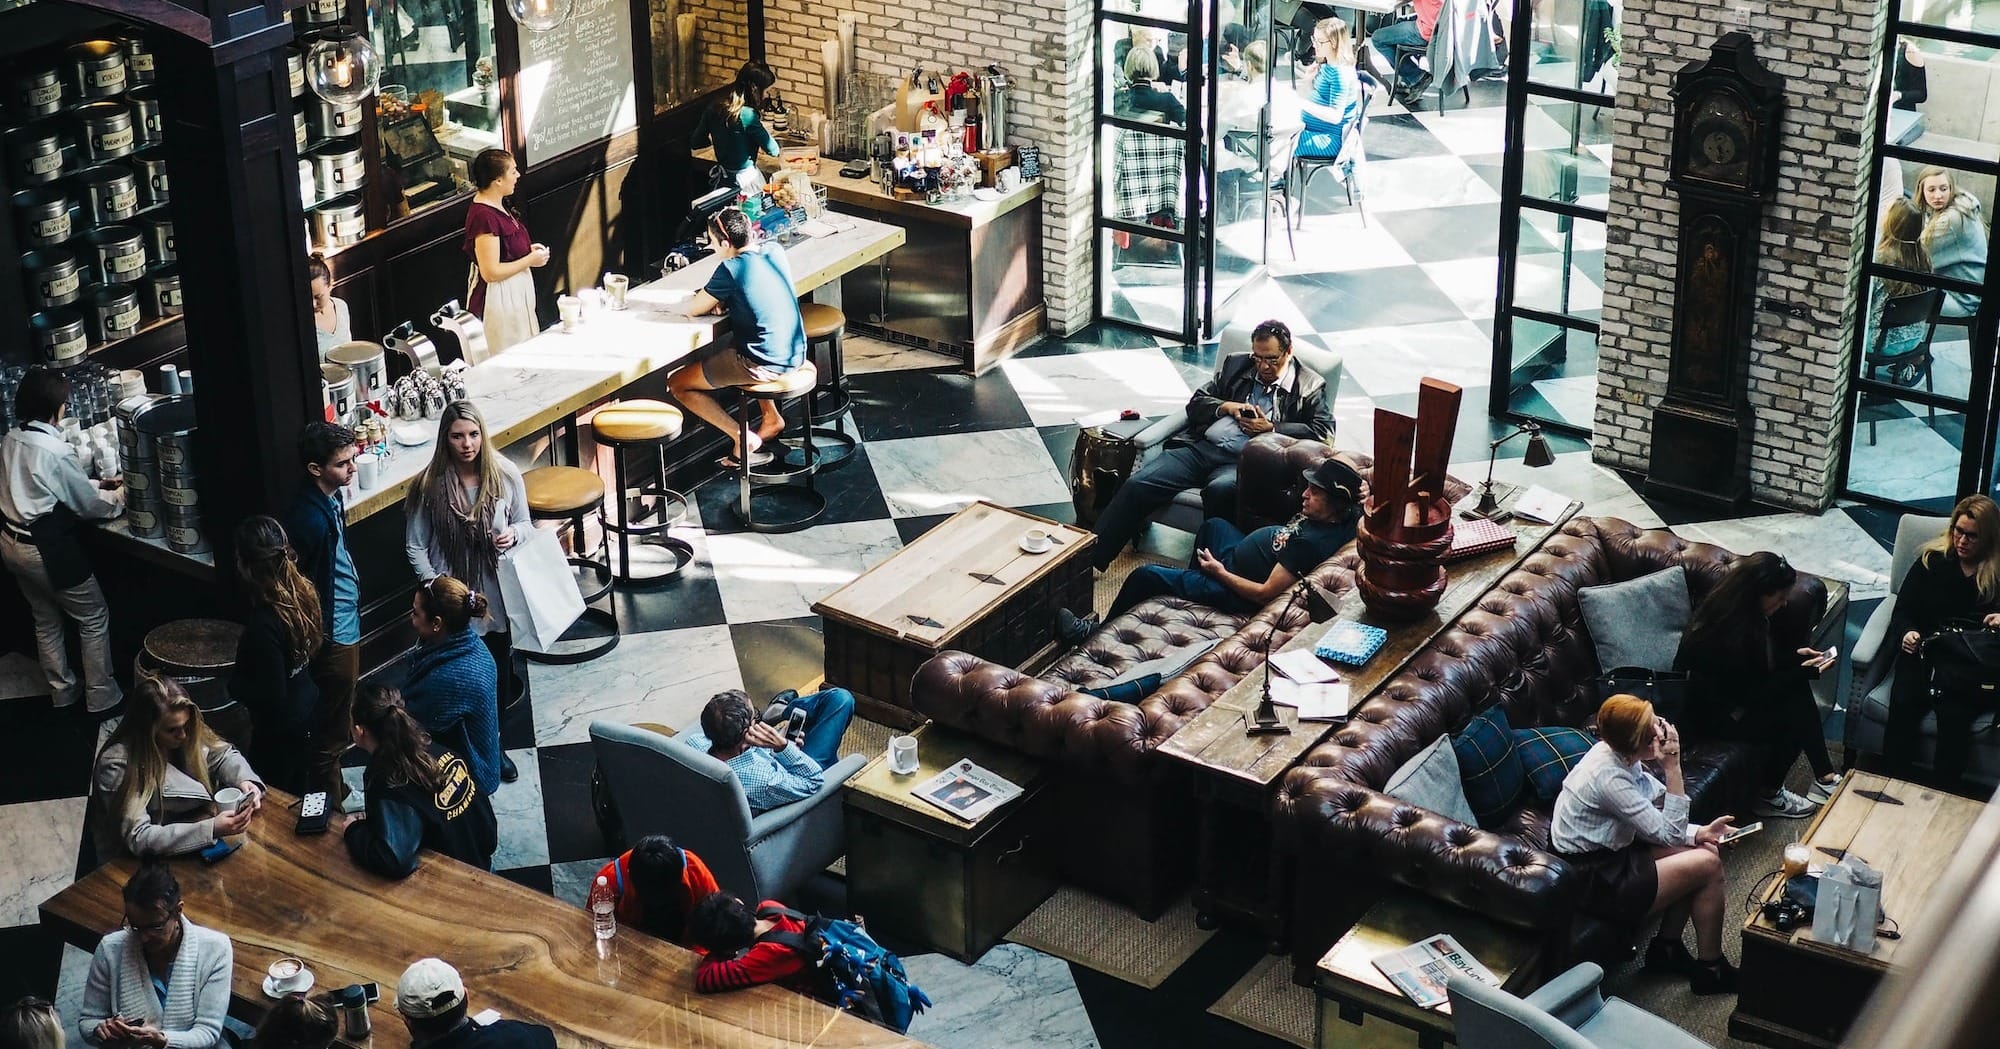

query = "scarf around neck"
423;470;498;586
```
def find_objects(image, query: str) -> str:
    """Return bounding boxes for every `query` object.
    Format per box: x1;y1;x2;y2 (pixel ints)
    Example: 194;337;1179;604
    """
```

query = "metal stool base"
731;485;827;533
780;428;856;469
520;607;621;664
607;534;695;586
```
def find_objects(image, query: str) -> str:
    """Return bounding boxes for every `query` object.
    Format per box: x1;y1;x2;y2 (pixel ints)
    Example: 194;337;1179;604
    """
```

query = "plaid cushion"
1450;705;1526;828
1512;725;1598;803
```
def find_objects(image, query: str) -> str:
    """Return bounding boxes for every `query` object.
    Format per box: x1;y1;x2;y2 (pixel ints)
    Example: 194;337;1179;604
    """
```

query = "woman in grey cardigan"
92;676;264;861
79;863;232;1049
1915;165;1989;318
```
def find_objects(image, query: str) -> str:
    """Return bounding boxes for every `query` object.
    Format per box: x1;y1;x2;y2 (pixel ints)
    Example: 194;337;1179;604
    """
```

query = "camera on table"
1762;897;1808;932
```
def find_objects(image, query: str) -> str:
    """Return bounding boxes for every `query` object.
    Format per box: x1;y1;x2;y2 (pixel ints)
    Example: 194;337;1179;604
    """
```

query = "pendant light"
306;28;379;106
507;0;572;33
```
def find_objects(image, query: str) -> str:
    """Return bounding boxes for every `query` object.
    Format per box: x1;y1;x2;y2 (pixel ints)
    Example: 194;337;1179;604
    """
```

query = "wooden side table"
1156;502;1580;949
1313;892;1545;1049
842;723;1058;962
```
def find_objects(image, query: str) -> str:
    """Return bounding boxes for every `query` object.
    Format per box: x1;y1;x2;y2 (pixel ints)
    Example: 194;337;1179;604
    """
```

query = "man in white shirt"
0;368;125;714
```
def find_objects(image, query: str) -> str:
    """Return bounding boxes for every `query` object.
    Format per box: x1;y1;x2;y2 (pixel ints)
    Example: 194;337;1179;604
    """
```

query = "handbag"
498;525;585;653
1592;665;1691;722
1922;622;2000;723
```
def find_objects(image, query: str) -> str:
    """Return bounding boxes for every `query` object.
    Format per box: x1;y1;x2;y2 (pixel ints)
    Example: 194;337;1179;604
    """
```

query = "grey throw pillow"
1383;735;1479;828
1578;566;1691;672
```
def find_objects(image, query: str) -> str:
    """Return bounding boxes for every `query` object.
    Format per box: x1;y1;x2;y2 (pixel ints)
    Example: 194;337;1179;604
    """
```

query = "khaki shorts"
701;350;789;388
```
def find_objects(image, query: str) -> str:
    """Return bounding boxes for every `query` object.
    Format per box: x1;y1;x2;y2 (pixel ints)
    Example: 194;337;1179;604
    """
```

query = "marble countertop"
692;146;1042;229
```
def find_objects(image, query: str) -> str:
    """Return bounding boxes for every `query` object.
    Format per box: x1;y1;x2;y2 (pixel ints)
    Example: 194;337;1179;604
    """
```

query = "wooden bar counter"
40;791;925;1049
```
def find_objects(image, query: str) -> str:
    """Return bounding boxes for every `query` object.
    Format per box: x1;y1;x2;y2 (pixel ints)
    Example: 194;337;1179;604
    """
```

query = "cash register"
661;186;739;270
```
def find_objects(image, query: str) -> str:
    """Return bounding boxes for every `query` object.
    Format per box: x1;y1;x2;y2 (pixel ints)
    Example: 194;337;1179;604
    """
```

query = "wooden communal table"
40;790;925;1049
843;723;1058;963
1731;772;1985;1049
1312;890;1544;1049
812;502;1094;727
1156;502;1582;949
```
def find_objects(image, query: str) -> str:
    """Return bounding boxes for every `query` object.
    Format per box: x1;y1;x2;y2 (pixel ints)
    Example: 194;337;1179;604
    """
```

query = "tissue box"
1315;621;1388;667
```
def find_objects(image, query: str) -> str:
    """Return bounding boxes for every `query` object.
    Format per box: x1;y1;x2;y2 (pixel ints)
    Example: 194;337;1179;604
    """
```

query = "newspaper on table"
1371;934;1501;1010
912;759;1023;822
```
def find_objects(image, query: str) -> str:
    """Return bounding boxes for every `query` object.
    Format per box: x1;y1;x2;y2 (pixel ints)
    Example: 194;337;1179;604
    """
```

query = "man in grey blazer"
1089;319;1334;572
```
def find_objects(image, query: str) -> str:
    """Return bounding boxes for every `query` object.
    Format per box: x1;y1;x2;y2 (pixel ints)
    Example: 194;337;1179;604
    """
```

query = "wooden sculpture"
1357;378;1462;620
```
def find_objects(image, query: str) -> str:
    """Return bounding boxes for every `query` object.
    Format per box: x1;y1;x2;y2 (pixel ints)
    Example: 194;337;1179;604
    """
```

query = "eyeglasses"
1251;354;1286;365
1953;525;1981;540
125;912;176;934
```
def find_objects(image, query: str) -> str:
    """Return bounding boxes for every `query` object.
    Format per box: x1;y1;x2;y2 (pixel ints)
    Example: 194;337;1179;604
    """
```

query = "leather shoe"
1689;956;1739;996
500;754;520;783
1644;938;1699;976
1055;608;1099;647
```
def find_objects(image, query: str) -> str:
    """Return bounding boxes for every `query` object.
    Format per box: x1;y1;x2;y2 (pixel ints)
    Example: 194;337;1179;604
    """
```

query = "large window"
1844;8;2000;512
1490;0;1619;435
364;0;499;221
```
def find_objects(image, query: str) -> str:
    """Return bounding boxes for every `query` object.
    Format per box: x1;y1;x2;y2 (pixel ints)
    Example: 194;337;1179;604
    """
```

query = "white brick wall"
1595;4;1884;511
763;0;1097;334
650;0;749;104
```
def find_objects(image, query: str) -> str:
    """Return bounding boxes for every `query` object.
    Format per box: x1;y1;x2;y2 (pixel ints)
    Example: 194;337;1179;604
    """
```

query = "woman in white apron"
463;149;549;354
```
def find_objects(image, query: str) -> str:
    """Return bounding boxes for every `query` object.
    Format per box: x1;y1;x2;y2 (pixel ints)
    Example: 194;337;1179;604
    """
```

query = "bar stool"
590;399;695;585
783;303;857;470
137;619;245;743
736;362;825;533
520;466;619;663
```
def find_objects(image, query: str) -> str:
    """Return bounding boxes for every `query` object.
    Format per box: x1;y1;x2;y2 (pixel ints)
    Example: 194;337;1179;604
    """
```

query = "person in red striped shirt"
591;835;720;947
687;894;814;995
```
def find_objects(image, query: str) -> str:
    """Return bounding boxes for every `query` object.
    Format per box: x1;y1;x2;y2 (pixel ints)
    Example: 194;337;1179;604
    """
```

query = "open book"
913;759;1023;822
1372;934;1500;1010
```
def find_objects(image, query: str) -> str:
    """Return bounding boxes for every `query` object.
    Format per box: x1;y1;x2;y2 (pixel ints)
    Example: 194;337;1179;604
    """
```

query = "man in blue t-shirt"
666;208;808;467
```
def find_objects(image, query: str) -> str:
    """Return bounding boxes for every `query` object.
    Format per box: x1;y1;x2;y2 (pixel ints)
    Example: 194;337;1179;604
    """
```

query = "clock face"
1683;91;1752;188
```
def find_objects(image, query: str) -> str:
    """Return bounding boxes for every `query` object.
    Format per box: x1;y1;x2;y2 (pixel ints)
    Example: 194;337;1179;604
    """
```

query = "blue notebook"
1315;620;1388;667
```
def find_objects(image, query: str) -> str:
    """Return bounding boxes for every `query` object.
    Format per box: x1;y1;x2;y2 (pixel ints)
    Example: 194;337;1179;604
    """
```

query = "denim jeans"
1110;517;1256;617
773;687;857;769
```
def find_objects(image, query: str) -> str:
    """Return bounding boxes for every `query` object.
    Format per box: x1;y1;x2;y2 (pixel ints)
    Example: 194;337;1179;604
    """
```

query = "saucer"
1018;538;1051;554
262;970;313;998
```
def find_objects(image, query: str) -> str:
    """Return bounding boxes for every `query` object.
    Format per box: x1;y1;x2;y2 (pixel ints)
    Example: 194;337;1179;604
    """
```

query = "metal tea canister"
14;65;62;118
74;101;136;163
23;248;84;309
141;264;181;318
13;186;72;247
67;40;128;100
73;164;140;223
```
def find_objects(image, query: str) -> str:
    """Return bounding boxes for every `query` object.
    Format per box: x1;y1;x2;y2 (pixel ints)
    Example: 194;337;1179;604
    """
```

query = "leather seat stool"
783;303;857;470
589;399;695;585
737;362;825;533
519;466;619;663
137;619;247;743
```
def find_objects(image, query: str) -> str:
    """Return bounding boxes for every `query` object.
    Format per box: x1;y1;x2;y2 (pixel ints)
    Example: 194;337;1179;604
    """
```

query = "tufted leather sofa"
1273;516;1829;980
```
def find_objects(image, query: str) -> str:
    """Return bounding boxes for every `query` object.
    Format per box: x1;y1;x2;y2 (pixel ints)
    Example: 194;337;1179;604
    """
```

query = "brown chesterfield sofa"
1272;516;1828;979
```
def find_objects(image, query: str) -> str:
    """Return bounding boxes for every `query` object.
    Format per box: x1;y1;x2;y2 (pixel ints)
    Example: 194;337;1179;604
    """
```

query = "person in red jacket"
590;835;720;946
687;894;813;994
1366;0;1444;88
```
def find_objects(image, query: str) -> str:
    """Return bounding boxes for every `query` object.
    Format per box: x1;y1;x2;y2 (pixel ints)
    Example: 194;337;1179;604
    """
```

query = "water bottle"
589;875;616;941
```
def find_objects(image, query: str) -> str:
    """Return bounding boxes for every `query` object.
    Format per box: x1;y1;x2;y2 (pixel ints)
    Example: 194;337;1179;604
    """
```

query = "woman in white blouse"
1551;694;1738;995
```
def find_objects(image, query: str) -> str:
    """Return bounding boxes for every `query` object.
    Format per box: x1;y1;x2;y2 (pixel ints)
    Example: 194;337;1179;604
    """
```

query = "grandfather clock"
1644;33;1786;510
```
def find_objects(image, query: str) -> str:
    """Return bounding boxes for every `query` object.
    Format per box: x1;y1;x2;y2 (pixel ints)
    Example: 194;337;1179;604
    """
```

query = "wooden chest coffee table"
813;501;1093;726
1731;771;1985;1049
1313;891;1545;1049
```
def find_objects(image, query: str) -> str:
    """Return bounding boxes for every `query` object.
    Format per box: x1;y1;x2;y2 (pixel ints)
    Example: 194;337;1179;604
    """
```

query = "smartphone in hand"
1719;820;1765;845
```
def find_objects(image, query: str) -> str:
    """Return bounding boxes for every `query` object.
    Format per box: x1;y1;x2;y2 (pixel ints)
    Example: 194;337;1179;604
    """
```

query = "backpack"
755;906;931;1033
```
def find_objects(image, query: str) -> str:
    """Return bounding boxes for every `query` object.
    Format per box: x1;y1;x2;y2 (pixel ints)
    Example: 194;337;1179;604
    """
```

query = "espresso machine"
430;300;489;366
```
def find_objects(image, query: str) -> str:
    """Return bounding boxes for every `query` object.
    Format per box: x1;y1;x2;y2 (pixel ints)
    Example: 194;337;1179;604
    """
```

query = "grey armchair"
1846;514;2000;784
1130;327;1343;534
1447;963;1707;1049
588;720;866;905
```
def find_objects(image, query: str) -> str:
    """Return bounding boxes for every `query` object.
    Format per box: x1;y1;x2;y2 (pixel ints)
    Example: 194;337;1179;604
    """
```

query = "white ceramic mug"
888;735;919;775
212;786;244;814
354;451;378;490
559;295;582;331
267;957;308;993
1023;528;1050;551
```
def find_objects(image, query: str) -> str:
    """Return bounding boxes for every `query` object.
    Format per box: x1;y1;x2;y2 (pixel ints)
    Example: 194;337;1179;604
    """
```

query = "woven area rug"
1208;956;1315;1049
1006;888;1215;989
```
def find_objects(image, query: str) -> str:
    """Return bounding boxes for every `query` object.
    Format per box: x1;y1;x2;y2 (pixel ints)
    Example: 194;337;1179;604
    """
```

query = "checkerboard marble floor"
0;82;1907;1049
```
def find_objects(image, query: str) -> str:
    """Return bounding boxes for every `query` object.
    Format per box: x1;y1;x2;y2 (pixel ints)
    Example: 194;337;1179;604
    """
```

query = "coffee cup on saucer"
264;957;313;997
1020;528;1051;553
887;734;919;775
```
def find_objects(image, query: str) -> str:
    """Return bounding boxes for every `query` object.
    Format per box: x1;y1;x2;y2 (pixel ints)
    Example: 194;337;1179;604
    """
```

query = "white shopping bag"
499;525;585;652
1810;854;1883;953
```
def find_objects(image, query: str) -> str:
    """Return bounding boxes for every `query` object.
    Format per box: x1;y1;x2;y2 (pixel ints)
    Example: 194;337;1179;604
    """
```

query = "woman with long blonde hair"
228;515;324;793
1912;165;1988;317
404;400;530;738
91;674;263;860
1297;18;1361;159
1868;197;1935;376
1884;494;2000;789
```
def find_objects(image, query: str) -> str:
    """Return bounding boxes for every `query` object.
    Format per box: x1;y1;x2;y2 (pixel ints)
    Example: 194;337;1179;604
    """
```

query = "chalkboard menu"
517;0;637;163
1016;145;1041;180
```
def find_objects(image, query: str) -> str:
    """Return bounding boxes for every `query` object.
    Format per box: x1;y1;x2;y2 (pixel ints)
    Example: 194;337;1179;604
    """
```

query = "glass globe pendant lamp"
307;28;379;106
508;0;572;33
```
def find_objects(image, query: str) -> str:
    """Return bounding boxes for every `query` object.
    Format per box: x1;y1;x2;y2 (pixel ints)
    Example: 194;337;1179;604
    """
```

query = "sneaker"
1689;956;1740;996
1055;608;1099;647
1805;776;1840;805
1754;788;1817;819
1643;937;1699;976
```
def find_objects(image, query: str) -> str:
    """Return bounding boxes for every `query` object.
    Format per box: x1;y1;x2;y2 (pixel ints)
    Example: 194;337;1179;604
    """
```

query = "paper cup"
888;735;919;775
603;273;628;309
354;452;377;490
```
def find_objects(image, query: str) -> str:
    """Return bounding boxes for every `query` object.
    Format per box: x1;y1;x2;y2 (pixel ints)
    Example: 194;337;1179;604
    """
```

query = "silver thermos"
979;66;1010;151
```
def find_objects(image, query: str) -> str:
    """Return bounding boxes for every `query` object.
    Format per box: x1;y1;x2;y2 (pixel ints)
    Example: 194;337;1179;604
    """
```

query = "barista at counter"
309;254;351;360
692;66;782;196
0;367;125;716
464;149;551;355
665;209;807;469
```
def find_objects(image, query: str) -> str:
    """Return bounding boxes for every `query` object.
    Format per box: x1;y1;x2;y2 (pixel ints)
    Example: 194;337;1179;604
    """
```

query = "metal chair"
1861;287;1942;445
1287;71;1375;232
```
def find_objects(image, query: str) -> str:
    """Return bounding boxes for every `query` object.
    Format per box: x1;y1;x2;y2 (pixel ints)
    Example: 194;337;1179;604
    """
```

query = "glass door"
1203;0;1278;337
1490;0;1618;435
1844;8;2000;513
1098;0;1205;340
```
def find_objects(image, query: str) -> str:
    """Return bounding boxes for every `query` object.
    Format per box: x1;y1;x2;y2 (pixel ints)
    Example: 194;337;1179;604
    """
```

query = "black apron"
24;503;93;590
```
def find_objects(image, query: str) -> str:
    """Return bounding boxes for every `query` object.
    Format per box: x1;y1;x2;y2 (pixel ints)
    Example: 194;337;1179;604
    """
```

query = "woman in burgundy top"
463;149;548;354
